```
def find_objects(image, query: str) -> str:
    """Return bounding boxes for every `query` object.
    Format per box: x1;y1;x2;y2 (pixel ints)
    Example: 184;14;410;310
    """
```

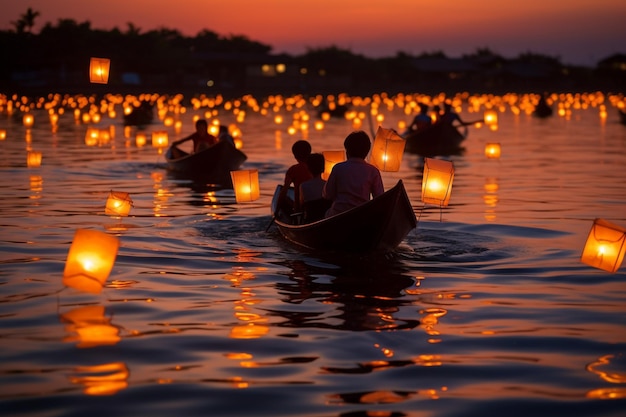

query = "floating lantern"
422;158;454;206
0;129;6;140
27;151;42;168
581;218;626;273
230;169;260;203
484;109;498;125
485;142;501;159
63;229;120;294
105;190;133;217
23;113;34;128
89;57;110;84
322;150;346;180
371;126;406;172
151;131;169;149
135;133;147;147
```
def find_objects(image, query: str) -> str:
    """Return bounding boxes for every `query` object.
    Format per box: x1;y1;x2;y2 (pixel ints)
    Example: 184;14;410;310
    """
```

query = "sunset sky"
2;0;625;66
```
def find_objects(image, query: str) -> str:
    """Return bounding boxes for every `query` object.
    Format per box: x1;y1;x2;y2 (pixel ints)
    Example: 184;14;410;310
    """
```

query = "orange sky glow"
2;0;625;66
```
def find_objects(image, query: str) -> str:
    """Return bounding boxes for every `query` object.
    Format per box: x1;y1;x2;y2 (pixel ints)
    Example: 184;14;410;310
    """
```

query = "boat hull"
403;123;467;156
165;141;247;187
272;180;417;253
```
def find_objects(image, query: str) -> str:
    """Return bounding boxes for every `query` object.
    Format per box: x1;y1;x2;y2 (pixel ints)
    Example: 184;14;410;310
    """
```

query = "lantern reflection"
370;126;406;172
421;158;454;207
89;57;110;84
63;229;120;294
231;169;260;202
69;362;129;396
105;190;133;217
61;305;121;348
581;218;626;273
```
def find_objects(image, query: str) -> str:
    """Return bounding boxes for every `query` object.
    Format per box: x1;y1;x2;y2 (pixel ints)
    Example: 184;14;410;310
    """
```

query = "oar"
265;214;276;232
460;118;484;126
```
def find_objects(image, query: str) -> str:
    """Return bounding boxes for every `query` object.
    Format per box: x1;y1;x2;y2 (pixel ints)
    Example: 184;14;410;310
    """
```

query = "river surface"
1;92;625;417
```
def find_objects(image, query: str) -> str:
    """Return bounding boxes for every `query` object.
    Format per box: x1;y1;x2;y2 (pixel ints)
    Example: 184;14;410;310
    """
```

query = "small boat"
533;102;553;118
165;141;247;187
402;122;467;156
270;180;417;253
123;101;154;126
619;109;626;126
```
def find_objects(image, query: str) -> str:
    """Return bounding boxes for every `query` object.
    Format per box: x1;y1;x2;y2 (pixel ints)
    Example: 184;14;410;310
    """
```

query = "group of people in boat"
169;119;235;159
405;102;467;135
277;131;383;224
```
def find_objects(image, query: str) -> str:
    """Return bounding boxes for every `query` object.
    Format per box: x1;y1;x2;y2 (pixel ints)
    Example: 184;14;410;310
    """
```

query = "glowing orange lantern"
484;109;498;125
581;218;626;273
89;57;110;84
63;229;120;294
322;150;346;180
105;190;133;217
422;158;454;206
485;142;501;159
151;131;169;149
230;169;260;203
23;113;34;128
135;133;147;147
27;151;42;168
0;129;6;140
371;126;406;172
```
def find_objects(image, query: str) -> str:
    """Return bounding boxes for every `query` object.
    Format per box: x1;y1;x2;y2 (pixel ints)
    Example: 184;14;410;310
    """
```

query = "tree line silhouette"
2;8;624;96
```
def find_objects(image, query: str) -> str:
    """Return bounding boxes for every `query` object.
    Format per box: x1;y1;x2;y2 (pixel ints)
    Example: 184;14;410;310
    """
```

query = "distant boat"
619;109;626;126
123;101;154;126
270;180;417;253
533;96;553;118
402;122;467;156
165;141;247;187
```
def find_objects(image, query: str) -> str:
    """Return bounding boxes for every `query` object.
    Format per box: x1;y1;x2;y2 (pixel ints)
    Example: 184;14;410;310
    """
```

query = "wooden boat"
123;101;154;126
270;180;417;253
165;141;247;187
402;122;467;156
533;102;553;118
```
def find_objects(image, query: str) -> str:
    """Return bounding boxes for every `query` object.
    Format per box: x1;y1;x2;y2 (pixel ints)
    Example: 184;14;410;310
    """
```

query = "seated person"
170;119;218;158
299;153;331;223
277;140;313;217
323;131;384;217
407;103;432;133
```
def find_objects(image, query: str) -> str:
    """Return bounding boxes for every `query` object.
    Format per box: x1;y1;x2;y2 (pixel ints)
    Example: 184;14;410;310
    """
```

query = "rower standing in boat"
323;131;383;218
170;119;218;158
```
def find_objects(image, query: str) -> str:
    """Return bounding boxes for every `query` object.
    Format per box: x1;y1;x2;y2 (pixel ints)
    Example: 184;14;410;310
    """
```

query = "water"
1;92;625;417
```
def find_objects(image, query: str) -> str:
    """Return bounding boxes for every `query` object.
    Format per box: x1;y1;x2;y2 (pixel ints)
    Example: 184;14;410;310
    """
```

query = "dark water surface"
1;92;625;417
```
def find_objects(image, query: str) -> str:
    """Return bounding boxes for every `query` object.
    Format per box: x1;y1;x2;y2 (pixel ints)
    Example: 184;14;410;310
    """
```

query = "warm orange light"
581;218;626;273
422;158;454;206
135;133;147;147
371;126;406;172
0;129;6;140
70;362;129;395
322;150;346;180
151;131;169;148
63;229;120;294
485;142;501;159
230;323;269;339
105;190;133;217
230;169;260;202
484;109;498;125
61;306;121;348
23;113;34;128
89;57;110;84
27;151;42;168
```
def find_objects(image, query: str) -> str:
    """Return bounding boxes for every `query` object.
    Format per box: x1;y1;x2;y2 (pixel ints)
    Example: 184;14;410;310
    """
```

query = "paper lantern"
89;57;110;84
581;218;626;273
27;151;42;168
322;150;346;180
151;131;169;148
485;142;501;159
63;229;120;294
422;158;454;206
371;126;406;172
0;129;6;140
23;113;34;128
484;109;498;125
230;169;260;202
135;133;147;147
105;190;133;217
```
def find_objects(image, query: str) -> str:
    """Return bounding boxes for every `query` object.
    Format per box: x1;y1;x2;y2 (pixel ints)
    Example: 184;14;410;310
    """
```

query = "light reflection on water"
1;92;625;417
